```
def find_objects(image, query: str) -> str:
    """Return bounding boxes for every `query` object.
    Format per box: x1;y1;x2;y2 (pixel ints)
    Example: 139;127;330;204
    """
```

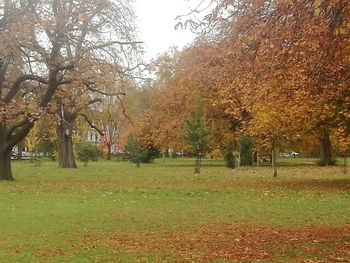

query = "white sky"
134;0;197;61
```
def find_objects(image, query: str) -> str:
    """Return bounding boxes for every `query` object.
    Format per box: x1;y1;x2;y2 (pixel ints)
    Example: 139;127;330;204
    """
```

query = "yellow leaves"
313;0;322;17
24;124;42;152
335;27;348;36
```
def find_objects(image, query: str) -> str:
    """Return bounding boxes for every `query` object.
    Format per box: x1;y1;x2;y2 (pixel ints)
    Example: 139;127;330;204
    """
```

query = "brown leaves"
109;223;350;262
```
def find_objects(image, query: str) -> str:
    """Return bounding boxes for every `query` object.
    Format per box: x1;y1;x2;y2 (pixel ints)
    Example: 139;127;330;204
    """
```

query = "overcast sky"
134;0;197;61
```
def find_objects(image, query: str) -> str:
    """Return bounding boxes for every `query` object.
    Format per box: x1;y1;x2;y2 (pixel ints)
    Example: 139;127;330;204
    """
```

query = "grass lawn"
0;158;349;262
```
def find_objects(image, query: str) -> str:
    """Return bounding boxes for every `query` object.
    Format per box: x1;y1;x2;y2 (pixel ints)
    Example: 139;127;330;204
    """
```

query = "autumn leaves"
136;0;350;167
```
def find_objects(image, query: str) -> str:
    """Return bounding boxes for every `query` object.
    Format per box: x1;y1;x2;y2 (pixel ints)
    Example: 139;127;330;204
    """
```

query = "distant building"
86;130;102;143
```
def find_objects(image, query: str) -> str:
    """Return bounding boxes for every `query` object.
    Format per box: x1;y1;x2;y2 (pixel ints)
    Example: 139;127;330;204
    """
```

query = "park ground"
0;158;349;262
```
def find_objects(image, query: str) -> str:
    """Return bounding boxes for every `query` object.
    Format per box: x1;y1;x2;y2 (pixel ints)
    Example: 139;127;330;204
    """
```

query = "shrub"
124;135;161;166
224;144;235;168
240;137;253;166
140;145;160;163
124;135;142;167
76;142;98;166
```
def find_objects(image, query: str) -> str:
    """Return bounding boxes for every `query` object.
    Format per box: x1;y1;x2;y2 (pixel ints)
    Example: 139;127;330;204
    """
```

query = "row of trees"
133;0;350;175
0;0;141;180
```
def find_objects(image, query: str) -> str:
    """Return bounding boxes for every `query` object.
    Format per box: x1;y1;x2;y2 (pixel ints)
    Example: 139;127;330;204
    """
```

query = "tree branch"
86;41;143;52
3;75;48;103
88;98;103;105
116;95;134;127
87;86;126;97
82;114;104;136
6;119;30;140
0;0;9;27
6;121;34;151
0;56;10;95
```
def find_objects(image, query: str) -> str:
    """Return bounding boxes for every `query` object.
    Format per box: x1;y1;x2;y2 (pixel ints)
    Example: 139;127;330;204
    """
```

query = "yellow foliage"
24;124;42;152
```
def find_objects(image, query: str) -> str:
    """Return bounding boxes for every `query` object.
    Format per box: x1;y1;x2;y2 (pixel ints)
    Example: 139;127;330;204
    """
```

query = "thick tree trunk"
57;123;76;168
0;121;33;180
319;130;332;166
0;150;13;180
0;126;15;180
106;144;112;160
57;107;77;168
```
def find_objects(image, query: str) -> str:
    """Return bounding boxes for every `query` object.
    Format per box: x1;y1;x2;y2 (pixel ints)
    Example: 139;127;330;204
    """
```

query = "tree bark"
342;154;347;174
106;143;112;160
0;122;33;180
0;149;13;181
271;140;277;177
57;106;77;168
194;156;201;174
319;130;332;166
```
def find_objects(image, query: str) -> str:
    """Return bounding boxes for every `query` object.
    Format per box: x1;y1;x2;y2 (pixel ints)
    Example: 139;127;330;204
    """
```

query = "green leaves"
183;109;211;156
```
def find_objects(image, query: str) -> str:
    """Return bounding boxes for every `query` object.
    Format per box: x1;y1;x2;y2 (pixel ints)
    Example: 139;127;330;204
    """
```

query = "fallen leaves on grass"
109;224;350;262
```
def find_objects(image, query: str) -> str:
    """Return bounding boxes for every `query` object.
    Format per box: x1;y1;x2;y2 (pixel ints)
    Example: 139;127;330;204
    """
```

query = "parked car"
290;151;299;157
280;151;300;158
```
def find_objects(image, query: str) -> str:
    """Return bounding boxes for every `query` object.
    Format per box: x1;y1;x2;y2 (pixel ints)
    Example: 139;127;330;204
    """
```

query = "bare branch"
88;98;103;105
116;95;134;127
86;41;143;52
87;86;126;97
83;114;105;136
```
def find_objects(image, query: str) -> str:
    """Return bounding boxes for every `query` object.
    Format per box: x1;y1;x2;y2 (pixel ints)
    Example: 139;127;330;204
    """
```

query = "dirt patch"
109;224;350;262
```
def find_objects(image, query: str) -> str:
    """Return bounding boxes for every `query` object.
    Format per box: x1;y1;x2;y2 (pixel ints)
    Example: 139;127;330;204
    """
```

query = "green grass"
0;158;349;262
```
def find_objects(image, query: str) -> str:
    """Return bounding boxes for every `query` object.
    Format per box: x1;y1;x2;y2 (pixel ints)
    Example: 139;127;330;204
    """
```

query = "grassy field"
0;158;349;262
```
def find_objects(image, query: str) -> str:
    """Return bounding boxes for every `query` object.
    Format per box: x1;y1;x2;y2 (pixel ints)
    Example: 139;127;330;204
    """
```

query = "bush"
240;137;253;166
76;142;98;166
224;144;235;168
124;136;160;166
140;145;160;163
124;135;142;167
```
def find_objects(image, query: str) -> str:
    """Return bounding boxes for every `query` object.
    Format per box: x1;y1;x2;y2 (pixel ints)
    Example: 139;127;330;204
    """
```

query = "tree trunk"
342;154;347;174
319;130;332;166
0;121;33;180
57;123;76;168
57;107;77;168
162;149;166;162
271;141;277;177
106;143;112;160
194;157;200;174
0;150;13;181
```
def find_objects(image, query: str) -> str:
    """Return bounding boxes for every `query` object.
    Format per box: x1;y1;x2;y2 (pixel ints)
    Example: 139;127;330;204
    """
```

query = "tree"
0;1;71;180
0;0;140;179
124;135;142;167
137;0;350;173
240;137;253;166
183;103;211;174
89;94;128;161
224;143;235;169
24;123;43;159
136;47;239;157
76;142;98;166
196;0;350;169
